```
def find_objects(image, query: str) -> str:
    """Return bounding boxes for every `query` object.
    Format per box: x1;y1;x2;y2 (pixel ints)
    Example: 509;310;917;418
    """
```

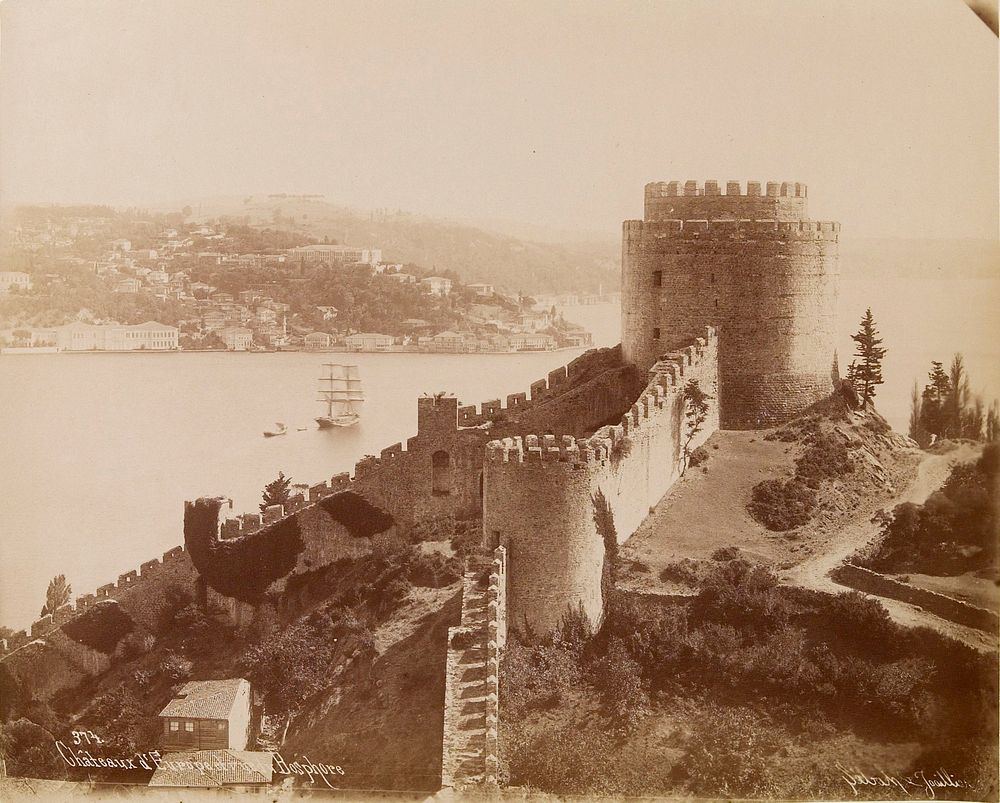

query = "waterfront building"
0;271;32;293
219;327;253;351
509;332;556;351
304;332;334;350
344;332;395;351
53;321;178;351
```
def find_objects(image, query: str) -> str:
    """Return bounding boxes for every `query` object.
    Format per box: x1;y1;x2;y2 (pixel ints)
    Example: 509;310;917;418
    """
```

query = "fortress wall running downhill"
483;329;719;636
622;180;840;429
441;547;506;789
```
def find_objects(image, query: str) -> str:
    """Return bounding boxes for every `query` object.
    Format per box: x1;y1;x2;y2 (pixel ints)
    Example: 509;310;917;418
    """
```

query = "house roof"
148;750;273;787
158;678;248;720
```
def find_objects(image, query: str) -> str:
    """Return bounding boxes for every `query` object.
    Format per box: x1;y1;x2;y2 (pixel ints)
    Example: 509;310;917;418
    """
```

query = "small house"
159;678;252;752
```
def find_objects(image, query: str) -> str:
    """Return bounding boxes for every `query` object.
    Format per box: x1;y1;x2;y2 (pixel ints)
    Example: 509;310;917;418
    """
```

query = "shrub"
659;559;699;586
161;651;193;681
450;525;484;559
500;642;583;717
794;431;854;489
691;561;794;635
748;478;816;530
590;638;646;734
553;603;593;650
688;445;710;467
376;577;412;616
711;546;741;561
677;706;782;797
170;602;234;655
239;606;374;713
406;550;461;588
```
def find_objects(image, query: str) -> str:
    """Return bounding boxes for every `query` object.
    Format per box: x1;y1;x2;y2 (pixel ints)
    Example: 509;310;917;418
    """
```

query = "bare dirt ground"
618;430;799;593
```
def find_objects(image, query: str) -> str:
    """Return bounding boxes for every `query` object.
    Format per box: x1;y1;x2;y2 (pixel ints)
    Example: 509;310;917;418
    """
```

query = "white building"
219;327;253;351
55;321;178;351
287;244;382;267
421;276;452;296
344;332;395;351
0;272;32;294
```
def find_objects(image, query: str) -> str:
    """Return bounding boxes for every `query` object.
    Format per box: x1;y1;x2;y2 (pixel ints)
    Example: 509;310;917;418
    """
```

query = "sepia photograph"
0;1;997;800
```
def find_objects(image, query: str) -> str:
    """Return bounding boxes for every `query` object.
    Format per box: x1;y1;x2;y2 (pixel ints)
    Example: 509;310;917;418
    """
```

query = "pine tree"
920;361;952;439
260;471;292;512
850;309;886;406
987;401;1000;442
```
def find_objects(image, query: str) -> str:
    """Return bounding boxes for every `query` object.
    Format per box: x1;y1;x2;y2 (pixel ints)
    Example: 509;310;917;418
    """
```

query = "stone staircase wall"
441;547;506;789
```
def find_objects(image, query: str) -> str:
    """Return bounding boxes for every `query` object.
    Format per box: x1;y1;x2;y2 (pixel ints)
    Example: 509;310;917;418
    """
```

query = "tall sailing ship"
316;363;363;428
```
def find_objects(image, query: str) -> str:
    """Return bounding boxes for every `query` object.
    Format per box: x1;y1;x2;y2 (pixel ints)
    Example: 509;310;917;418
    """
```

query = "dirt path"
781;443;994;651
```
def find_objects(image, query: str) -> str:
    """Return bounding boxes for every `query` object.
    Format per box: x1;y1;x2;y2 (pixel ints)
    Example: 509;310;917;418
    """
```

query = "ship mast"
318;363;363;418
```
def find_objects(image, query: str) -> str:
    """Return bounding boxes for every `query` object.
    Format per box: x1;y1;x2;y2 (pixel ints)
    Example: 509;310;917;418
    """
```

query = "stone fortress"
2;179;840;790
624;180;840;428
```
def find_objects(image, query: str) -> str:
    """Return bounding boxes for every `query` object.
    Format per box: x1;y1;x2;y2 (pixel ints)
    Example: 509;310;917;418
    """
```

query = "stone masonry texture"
622;180;840;429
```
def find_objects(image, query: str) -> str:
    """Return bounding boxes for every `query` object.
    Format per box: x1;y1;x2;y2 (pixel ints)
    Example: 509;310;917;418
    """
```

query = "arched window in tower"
432;450;452;496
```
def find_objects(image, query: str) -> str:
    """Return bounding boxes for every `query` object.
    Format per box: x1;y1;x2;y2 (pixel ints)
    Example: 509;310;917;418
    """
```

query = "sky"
1;0;997;240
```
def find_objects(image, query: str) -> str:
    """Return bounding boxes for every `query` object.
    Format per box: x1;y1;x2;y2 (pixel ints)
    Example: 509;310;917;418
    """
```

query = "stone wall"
212;348;637;548
0;544;199;699
832;563;999;634
622;179;839;429
483;329;719;636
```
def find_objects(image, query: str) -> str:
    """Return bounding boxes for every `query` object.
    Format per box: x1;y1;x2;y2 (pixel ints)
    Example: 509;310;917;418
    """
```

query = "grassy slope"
619;418;920;595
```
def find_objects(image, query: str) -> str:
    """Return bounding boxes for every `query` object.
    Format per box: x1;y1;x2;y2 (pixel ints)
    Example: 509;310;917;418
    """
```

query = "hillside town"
0;207;595;354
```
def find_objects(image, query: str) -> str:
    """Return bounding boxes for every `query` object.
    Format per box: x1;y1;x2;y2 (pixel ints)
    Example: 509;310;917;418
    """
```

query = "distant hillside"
197;196;619;295
840;237;1000;280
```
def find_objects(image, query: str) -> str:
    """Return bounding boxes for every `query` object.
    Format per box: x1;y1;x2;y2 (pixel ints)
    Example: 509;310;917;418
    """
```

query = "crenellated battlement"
624;218;840;241
3;543;192;654
485;327;717;472
457;349;616;427
645;179;807;199
642;179;814;224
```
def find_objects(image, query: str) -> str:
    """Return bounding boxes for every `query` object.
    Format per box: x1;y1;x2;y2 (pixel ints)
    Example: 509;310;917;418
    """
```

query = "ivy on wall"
184;497;305;601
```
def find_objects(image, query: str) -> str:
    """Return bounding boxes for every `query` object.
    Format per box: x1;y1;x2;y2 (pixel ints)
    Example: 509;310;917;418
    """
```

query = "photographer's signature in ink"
837;763;970;798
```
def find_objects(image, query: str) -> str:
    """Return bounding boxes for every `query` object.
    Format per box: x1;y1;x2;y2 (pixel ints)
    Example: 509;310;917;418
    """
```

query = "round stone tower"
621;180;840;429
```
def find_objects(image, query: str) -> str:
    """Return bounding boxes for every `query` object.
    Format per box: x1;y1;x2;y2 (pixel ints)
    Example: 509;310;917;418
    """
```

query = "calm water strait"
2;283;997;629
